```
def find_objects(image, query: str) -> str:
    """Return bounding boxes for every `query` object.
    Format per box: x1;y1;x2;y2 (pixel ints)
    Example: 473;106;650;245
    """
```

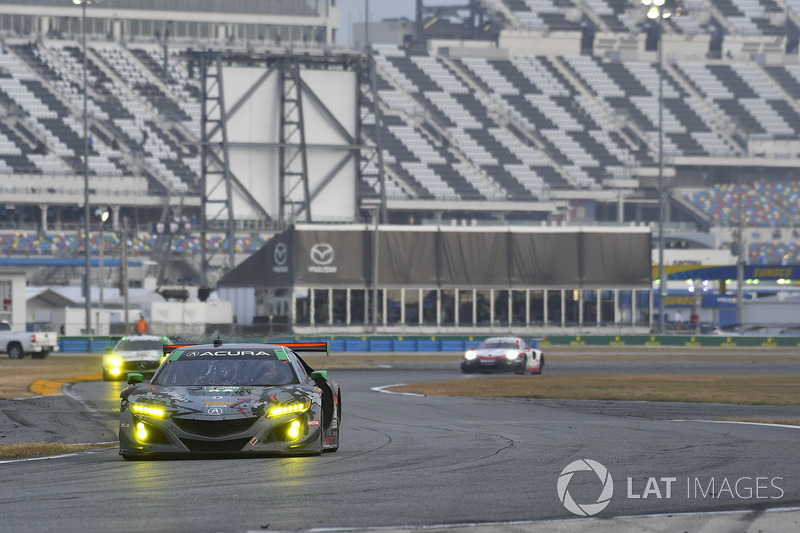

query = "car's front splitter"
461;359;522;373
119;412;324;457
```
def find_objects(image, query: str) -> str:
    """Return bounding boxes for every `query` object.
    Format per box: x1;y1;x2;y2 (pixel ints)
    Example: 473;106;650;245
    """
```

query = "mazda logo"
310;243;334;265
274;242;288;266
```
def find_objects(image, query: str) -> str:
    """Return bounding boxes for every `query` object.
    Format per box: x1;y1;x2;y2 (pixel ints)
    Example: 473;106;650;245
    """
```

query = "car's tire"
323;394;341;453
31;351;49;359
310;428;324;456
532;356;544;375
7;343;24;359
514;362;525;375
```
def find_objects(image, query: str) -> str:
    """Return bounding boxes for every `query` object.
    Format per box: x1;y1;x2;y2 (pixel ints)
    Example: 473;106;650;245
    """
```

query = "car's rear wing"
163;344;194;357
162;341;330;357
274;341;330;356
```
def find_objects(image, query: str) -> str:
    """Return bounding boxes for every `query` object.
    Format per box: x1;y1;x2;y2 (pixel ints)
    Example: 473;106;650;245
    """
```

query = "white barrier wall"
150;301;233;338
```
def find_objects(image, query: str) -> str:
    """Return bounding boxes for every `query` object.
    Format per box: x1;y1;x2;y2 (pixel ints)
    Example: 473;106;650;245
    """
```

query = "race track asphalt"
0;357;799;532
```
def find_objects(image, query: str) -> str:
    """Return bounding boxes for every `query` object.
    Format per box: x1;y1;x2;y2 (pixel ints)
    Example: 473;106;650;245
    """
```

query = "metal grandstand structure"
5;0;800;333
195;48;384;286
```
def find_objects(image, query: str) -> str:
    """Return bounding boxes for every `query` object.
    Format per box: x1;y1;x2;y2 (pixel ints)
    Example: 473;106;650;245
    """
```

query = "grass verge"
388;373;800;406
0;357;101;398
0;442;118;461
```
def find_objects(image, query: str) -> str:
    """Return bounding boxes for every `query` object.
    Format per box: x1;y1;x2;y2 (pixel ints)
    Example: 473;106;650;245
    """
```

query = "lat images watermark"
557;460;785;517
557;459;614;516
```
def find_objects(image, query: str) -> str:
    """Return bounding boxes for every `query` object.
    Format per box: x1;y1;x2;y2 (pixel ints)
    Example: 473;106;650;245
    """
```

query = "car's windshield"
116;340;164;351
151;359;297;387
479;339;518;349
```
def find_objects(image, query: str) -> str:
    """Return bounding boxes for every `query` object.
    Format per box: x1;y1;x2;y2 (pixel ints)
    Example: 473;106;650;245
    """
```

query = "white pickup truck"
0;321;59;359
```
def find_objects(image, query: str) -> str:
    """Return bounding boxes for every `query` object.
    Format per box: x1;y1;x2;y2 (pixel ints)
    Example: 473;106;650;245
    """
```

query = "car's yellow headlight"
287;420;302;439
268;401;310;417
131;403;165;418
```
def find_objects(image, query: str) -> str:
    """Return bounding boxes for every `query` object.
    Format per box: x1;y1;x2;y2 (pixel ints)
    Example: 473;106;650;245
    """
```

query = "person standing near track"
136;314;148;335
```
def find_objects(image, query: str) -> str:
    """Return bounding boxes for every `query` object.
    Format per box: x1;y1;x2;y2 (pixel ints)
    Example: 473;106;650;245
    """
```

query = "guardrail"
57;334;800;353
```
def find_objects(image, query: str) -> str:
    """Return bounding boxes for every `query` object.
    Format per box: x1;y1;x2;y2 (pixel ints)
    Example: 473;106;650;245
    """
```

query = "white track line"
370;384;425;397
0;447;117;465
672;419;800;429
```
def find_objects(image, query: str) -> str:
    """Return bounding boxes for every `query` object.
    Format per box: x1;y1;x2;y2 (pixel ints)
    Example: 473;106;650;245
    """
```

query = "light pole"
736;178;745;326
96;207;109;312
74;0;91;334
365;0;369;48
371;206;380;332
120;221;130;335
642;0;680;334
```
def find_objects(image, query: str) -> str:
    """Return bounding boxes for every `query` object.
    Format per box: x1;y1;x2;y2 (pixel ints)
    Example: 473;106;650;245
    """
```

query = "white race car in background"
103;335;173;381
461;336;544;374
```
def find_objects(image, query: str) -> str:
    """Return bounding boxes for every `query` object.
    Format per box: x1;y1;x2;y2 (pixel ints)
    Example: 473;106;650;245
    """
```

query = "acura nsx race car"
461;336;544;374
118;340;340;459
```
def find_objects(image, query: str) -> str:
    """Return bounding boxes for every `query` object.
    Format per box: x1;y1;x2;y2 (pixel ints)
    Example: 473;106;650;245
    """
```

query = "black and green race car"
118;341;340;459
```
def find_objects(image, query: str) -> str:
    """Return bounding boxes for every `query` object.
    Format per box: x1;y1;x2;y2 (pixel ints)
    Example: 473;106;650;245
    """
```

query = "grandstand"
0;0;798;305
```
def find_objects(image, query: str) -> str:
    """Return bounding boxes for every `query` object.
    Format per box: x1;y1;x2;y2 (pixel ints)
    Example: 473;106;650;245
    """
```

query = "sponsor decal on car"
185;350;271;357
307;419;320;426
207;407;224;415
250;437;259;446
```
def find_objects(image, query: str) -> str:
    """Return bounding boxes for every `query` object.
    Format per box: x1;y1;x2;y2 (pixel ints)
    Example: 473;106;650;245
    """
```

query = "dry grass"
389;373;800;406
0;442;117;461
0;356;102;398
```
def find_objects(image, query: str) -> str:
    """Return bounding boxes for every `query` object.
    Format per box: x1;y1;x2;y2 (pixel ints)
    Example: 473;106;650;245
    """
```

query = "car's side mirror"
525;345;530;350
310;370;328;382
127;373;144;385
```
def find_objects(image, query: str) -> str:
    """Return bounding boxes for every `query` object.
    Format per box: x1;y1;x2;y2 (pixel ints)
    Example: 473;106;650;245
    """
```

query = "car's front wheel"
323;393;342;453
307;428;324;456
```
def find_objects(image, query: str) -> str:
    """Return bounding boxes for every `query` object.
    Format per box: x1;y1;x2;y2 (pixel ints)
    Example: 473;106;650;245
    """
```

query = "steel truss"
197;49;384;284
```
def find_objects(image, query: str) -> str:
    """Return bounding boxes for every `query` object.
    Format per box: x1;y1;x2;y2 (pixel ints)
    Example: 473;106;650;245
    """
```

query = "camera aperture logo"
558;459;785;517
557;459;614;516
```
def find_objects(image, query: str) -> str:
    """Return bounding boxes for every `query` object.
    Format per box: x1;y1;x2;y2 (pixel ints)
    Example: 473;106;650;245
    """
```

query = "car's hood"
476;348;518;357
128;384;313;419
115;350;161;361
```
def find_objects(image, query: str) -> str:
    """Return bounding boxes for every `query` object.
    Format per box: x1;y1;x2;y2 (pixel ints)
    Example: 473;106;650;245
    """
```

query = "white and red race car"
461;336;544;374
